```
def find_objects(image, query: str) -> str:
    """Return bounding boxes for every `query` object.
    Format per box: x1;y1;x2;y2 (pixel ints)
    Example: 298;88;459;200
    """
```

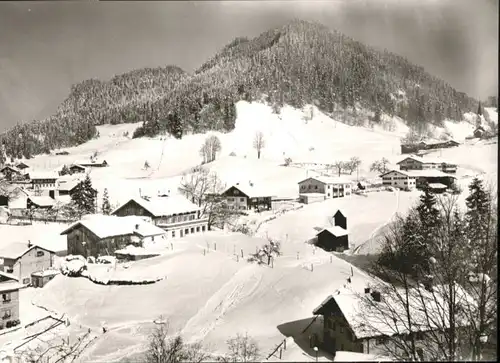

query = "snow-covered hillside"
19;101;497;207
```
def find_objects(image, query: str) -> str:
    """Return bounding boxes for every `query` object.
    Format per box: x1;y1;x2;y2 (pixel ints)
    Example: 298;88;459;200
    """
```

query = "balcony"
2;300;11;304
156;217;209;229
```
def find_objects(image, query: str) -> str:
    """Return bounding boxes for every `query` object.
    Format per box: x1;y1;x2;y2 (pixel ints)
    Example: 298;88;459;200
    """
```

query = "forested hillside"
0;20;479;161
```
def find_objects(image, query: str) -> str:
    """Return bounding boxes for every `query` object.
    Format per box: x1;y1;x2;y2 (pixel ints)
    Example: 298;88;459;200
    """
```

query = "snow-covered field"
2;101;497;361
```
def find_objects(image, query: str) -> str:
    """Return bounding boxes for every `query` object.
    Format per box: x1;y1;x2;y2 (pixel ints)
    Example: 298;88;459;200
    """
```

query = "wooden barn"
60;215;167;258
315;210;349;252
400;143;421;155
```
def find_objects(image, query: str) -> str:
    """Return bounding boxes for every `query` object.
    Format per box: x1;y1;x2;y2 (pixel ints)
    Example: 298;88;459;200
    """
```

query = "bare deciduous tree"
200;135;221;164
222;333;260;362
345;157;362;175
359;189;497;361
370;158;390;174
16;328;95;363
145;317;210;363
332;160;345;177
178;166;234;230
252;131;265;159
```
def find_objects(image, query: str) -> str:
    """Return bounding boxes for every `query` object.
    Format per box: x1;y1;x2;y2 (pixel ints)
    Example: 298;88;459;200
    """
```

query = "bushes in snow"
60;255;87;277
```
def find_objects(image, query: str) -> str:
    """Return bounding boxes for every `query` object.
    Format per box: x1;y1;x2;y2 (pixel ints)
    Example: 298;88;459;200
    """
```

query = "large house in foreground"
298;176;353;204
111;194;208;238
60;215;167;257
28;172;59;190
0;271;22;329
220;182;274;211
312;285;473;359
0;242;55;285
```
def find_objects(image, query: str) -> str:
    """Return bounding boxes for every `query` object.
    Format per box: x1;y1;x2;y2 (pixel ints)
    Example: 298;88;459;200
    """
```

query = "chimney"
364;287;371;294
249;180;253;187
28;240;32;248
371;291;381;302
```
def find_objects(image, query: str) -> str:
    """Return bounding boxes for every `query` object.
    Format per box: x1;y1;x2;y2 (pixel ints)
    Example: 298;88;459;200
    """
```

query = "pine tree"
477;101;483;116
101;188;111;215
465;177;491;245
71;174;96;217
413;185;441;274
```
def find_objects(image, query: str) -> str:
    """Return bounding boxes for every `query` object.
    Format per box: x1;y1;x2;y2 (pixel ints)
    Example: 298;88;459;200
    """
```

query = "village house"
400;143;421;155
379;170;417;191
0;271;22;330
74;159;109;168
473;126;487;139
396;155;457;174
312;285;474;359
28;172;59;190
54;164;87;176
5;187;30;210
298;176;353;204
0;242;56;285
220;182;274;211
49;179;97;202
112;194;208;238
0;165;26;182
69;164;87;174
405;169;457;190
60;215;168;258
27;196;56;210
315;210;349;252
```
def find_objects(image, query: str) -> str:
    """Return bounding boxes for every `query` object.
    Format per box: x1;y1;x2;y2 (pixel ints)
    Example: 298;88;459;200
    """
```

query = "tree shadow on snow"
277;317;334;361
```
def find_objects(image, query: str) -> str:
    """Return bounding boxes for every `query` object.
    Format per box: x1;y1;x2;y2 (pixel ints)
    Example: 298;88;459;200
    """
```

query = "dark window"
196;226;200;232
36;251;45;257
190;227;195;233
202;226;206;232
240;198;245;202
185;229;189;235
172;231;175;237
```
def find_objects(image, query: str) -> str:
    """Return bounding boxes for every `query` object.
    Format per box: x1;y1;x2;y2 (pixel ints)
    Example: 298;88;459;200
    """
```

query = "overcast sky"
0;0;497;131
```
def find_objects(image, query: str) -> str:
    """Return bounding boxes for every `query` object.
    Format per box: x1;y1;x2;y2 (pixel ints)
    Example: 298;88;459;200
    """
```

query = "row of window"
170;225;206;238
158;214;197;224
227;197;246;202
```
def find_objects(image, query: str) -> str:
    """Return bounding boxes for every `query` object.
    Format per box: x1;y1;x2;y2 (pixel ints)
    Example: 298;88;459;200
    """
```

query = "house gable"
380;170;410;178
396;157;424;166
298;177;325;186
112;199;155;218
222;186;250;199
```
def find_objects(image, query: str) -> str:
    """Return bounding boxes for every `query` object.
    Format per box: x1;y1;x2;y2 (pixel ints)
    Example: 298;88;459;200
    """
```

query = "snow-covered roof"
31;269;60;277
29;171;59;180
226;183;276;198
314;284;474;340
298;176;354;185
428;183;447;189
56;179;81;192
0;165;22;173
28;196;56;207
60;215;167;239
318;226;348;237
0;242;55;260
0;270;19;282
112;195;201;217
379;169;413;178
0;280;23;293
396;155;448;165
